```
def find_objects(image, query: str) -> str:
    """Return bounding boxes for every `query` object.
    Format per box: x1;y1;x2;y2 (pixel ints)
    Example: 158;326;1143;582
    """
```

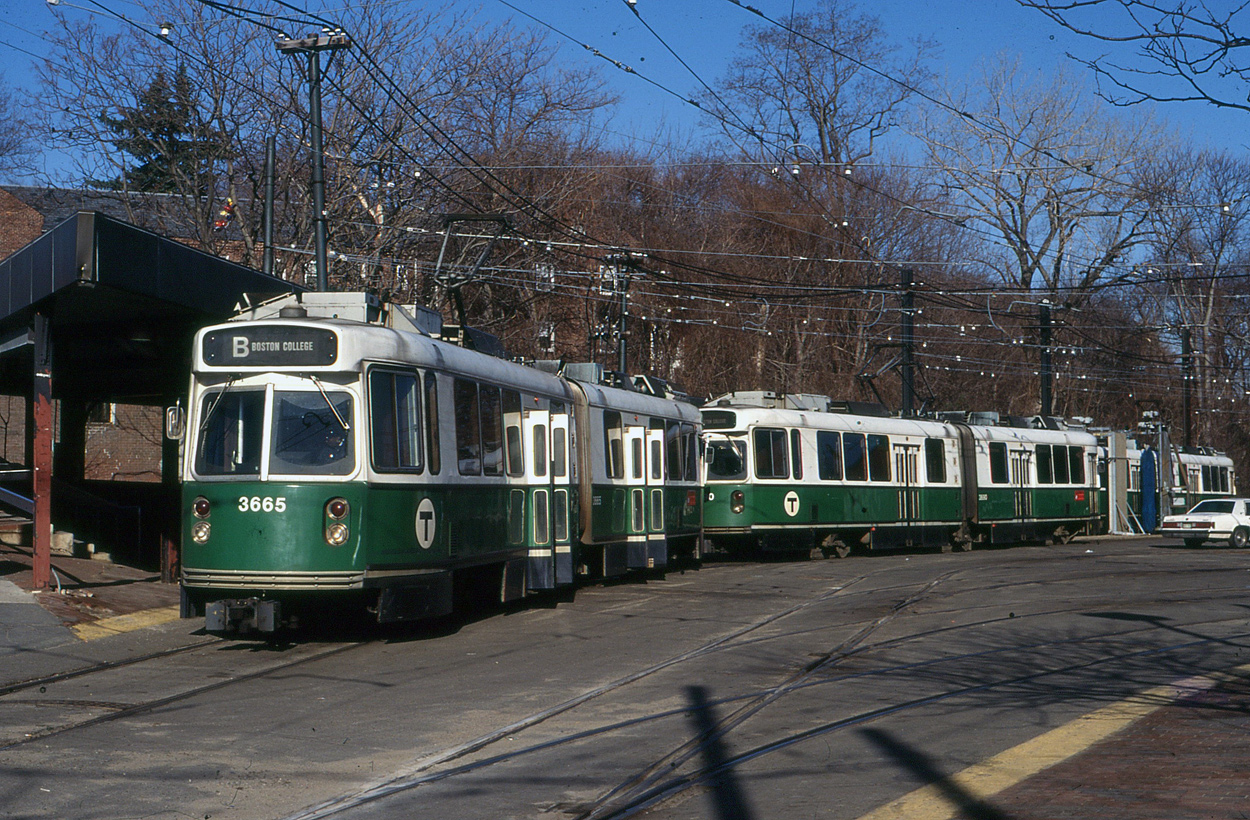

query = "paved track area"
2;535;1250;819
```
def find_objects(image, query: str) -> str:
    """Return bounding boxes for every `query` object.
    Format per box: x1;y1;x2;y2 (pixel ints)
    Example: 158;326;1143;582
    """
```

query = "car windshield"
705;436;748;481
1189;500;1235;514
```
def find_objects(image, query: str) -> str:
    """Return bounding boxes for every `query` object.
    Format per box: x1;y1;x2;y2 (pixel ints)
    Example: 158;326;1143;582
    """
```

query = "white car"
1160;498;1250;548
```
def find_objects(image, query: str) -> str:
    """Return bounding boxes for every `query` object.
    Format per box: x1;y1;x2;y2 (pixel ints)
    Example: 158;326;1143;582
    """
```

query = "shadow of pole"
860;727;1012;820
686;685;757;820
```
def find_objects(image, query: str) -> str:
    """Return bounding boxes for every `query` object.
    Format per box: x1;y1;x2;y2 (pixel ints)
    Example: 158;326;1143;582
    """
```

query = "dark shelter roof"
0;211;302;402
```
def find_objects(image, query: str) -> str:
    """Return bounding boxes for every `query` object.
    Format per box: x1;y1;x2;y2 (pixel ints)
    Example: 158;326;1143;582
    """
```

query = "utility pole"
1039;301;1053;417
900;268;915;417
1180;326;1193;450
618;270;629;375
263;135;276;277
603;253;643;375
277;32;351;292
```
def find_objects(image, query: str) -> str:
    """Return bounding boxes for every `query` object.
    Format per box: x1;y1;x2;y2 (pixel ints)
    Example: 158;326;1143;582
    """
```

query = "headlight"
191;521;211;543
325;522;349;546
731;490;745;514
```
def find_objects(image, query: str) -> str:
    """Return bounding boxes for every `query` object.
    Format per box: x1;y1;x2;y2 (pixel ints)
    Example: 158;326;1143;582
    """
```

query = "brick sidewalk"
0;542;180;627
994;673;1250;819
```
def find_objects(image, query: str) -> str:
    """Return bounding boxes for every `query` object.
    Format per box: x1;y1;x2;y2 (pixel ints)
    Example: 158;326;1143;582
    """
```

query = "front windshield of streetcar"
705;436;748;481
193;387;355;477
195;389;265;476
270;390;355;475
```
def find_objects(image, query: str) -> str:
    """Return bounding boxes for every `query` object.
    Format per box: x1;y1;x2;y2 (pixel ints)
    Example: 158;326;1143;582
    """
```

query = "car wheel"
1231;527;1249;549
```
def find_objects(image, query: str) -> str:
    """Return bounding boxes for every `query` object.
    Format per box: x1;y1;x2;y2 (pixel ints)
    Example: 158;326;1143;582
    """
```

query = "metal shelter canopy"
0;211;303;589
0;211;301;400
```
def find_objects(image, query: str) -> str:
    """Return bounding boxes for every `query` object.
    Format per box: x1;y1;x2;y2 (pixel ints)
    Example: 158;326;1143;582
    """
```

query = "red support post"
31;313;52;591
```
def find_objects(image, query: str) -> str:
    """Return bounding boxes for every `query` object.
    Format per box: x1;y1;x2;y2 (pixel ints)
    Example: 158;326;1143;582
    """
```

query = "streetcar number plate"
238;496;287;513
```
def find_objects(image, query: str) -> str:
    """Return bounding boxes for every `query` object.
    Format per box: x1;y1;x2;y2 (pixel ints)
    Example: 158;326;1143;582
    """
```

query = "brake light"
326;498;350;520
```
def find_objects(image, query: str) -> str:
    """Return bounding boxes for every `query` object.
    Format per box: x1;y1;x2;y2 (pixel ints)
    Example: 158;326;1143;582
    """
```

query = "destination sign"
202;326;338;367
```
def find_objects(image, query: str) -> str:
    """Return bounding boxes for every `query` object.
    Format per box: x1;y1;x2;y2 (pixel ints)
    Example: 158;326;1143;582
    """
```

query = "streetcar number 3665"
238;496;287;513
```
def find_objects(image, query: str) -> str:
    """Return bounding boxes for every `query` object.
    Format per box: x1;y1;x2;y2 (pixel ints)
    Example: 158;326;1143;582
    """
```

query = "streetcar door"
1010;448;1033;518
893;443;920;527
523;406;555;590
624;424;649;568
645;425;668;568
550;402;574;586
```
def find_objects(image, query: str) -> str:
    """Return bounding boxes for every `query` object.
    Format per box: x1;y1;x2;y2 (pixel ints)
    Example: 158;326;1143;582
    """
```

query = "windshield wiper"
198;376;238;436
309;375;351;431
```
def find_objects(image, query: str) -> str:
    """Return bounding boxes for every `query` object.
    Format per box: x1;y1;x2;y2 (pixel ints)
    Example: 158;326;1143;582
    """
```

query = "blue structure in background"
1140;446;1158;532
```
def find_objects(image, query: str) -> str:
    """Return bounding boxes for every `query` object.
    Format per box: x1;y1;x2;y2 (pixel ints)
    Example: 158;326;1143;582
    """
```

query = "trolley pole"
900;268;915;417
277;32;351;292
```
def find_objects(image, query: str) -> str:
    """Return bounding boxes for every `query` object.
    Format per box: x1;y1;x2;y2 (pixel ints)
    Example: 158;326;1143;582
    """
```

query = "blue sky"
1;0;1246;176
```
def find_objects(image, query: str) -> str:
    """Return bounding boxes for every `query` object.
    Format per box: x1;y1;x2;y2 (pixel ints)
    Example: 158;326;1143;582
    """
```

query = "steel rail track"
279;565;1250;820
0;640;370;751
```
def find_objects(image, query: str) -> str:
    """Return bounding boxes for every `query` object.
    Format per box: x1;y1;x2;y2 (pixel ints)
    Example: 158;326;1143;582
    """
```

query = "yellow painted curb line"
72;606;182;642
857;664;1250;820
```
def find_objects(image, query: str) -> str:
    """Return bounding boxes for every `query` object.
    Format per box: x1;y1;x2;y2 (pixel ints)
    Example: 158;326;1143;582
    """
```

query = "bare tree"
1139;148;1250;443
0;73;35;180
921;57;1157;299
35;1;614;289
700;0;937;167
1019;1;1250;113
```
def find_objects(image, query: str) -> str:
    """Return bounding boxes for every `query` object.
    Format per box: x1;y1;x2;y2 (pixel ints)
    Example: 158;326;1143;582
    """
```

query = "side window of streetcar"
790;429;803;480
604;411;624;479
867;434;891;482
1068;446;1084;485
925;438;946;484
369;370;422;472
1036;445;1053;484
454;379;480;475
425;372;441;475
480;386;504;476
666;421;683;481
503;390;524;477
817;431;842;481
989;442;1008;484
533;424;547;478
753;428;789;479
551;401;567;479
1053;445;1070;484
843;433;867;481
683;424;699;482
